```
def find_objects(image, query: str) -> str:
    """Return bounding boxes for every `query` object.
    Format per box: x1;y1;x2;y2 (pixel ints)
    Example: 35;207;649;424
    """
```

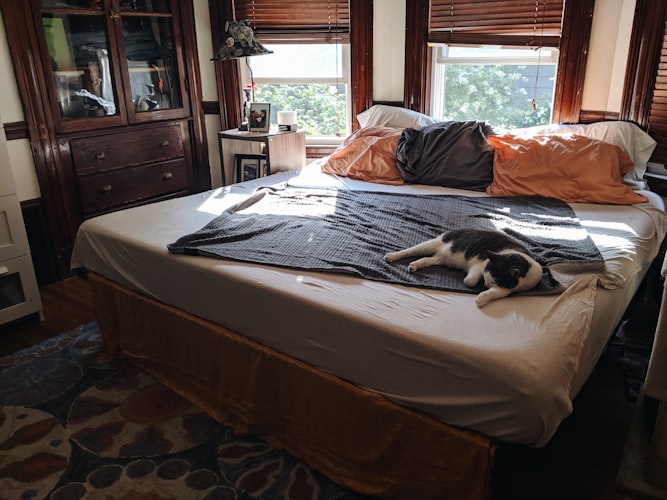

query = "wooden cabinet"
66;122;191;215
1;0;210;278
38;0;190;133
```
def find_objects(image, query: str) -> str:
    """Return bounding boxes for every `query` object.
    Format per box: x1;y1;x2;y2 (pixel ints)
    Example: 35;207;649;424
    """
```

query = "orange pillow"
321;126;404;185
486;134;648;204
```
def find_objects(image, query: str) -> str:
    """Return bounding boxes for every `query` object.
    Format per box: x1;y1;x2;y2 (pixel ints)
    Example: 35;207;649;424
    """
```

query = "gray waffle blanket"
168;186;605;295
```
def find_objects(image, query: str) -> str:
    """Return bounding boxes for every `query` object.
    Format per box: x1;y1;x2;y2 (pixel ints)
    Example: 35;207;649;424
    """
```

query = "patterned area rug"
0;323;368;499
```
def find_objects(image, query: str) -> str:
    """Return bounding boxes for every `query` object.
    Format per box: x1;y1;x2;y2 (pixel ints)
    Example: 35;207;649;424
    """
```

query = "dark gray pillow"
395;120;496;191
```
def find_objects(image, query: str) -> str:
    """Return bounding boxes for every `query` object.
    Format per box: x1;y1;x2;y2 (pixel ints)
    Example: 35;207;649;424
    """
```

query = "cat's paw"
475;293;492;308
384;253;396;262
463;277;479;287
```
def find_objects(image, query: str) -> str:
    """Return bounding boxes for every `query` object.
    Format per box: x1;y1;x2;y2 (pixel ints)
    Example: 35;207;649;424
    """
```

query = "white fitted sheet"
71;165;667;447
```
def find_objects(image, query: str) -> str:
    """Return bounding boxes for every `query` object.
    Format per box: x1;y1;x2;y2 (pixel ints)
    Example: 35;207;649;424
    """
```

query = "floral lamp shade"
211;20;273;61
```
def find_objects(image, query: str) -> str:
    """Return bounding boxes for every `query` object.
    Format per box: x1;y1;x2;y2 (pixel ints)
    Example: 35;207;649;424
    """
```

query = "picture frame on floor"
235;153;267;183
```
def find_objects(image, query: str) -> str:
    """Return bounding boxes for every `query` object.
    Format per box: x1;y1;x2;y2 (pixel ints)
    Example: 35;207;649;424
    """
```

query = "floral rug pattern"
0;323;367;499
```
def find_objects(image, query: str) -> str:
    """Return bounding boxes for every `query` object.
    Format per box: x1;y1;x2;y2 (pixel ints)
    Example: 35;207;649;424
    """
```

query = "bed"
71;107;667;499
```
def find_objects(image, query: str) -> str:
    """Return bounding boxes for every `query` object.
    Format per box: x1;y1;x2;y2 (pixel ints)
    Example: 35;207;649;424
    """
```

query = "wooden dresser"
1;0;210;278
65;122;192;216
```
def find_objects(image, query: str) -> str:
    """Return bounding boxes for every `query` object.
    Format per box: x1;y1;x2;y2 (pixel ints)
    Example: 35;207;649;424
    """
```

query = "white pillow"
356;104;439;129
509;121;657;190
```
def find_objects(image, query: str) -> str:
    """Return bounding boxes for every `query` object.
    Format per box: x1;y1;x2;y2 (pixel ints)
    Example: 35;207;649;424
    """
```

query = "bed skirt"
88;272;496;499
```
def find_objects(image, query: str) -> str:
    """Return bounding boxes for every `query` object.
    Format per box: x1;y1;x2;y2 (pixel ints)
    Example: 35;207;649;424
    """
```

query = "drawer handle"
159;140;170;147
94;152;106;160
162;172;173;180
98;184;113;193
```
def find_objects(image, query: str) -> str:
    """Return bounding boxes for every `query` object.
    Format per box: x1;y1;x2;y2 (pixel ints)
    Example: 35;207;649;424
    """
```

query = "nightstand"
218;129;306;185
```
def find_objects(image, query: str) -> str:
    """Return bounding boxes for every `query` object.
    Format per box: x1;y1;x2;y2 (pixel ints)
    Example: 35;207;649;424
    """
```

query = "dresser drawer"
71;125;184;174
78;159;189;214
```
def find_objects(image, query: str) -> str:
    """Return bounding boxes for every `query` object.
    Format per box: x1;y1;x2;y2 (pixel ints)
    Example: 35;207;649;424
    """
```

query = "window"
249;43;351;143
232;0;353;144
211;1;371;146
404;0;594;125
431;45;559;128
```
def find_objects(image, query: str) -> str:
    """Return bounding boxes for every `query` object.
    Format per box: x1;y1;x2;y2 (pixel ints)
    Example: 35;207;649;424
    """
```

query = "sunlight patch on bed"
486;211;590;241
196;187;247;215
580;219;637;235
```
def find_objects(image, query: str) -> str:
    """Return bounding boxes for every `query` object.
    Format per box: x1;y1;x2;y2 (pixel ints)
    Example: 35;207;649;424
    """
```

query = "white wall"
0;10;41;201
582;0;636;112
373;0;406;102
0;1;642;196
193;1;224;188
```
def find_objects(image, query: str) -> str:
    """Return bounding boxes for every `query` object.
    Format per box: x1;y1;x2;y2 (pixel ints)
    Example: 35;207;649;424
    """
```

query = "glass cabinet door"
40;0;125;130
37;0;189;132
117;0;189;122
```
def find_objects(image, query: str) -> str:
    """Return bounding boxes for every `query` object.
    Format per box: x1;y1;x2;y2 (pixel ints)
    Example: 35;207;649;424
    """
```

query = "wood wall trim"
180;1;212;192
203;101;220;115
306;145;337;158
578;110;620;123
403;0;430;112
4;121;28;141
350;0;374;129
209;0;243;131
550;0;595;124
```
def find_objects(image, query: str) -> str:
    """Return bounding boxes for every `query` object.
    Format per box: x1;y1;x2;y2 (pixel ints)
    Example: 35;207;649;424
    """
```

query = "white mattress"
71;165;667;447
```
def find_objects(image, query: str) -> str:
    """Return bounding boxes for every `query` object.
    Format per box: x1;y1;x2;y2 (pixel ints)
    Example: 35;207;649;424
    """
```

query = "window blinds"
428;0;566;47
648;22;667;165
233;0;350;43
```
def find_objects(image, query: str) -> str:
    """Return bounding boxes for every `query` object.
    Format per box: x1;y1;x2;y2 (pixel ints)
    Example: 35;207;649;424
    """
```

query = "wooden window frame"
621;0;666;129
209;0;372;135
404;0;595;124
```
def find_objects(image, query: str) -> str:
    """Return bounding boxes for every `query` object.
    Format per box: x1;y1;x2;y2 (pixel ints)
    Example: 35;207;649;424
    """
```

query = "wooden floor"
0;275;657;499
0;275;96;358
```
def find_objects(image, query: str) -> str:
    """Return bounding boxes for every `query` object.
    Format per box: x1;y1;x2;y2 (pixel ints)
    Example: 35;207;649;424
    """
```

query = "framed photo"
249;102;271;132
260;158;269;177
235;153;266;183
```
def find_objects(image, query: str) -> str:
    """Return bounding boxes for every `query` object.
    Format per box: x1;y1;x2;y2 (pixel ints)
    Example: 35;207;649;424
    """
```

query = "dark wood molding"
372;100;404;107
403;0;431;113
203;101;221;115
620;0;666;127
209;0;242;131
578;110;620;123
4;121;28;141
180;1;212;192
551;0;595;124
350;0;374;129
306;145;337;159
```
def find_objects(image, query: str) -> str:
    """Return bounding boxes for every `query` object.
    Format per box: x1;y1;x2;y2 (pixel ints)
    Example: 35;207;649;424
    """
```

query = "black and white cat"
384;228;543;307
